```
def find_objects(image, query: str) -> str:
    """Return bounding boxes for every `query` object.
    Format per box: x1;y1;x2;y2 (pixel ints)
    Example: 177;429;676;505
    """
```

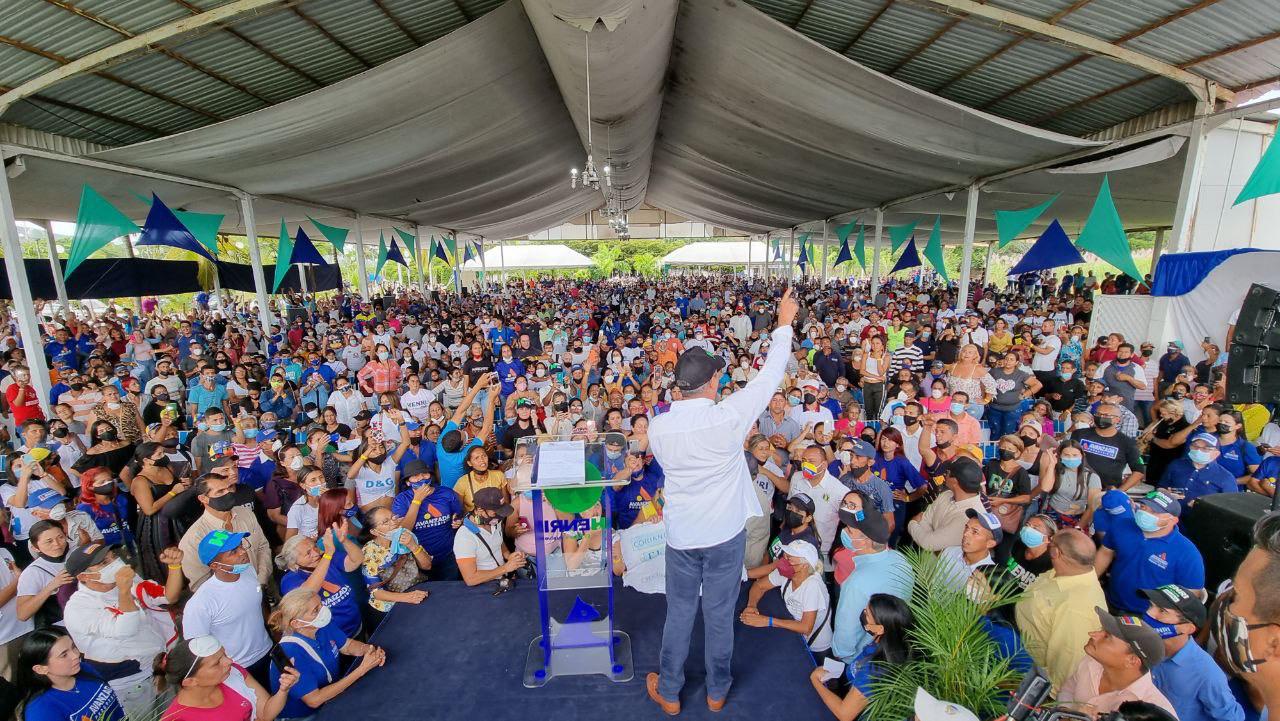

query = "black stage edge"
314;580;828;720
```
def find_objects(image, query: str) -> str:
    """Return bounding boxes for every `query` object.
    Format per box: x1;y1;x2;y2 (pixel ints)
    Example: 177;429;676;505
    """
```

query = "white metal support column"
821;221;830;283
747;235;753;278
353;216;369;301
981;243;994;287
237;192;274;332
41;220;70;313
788;229;796;280
1151;227;1168;275
478;237;487;289
414;225;426;295
499;238;507;282
956;184;980;312
763;235;770;281
121;234;143;316
870;209;884;297
0;168;53;414
452;234;462;296
1171;93;1214;252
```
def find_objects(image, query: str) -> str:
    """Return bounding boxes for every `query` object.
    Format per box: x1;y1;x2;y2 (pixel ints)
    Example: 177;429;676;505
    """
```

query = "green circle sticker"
543;461;603;514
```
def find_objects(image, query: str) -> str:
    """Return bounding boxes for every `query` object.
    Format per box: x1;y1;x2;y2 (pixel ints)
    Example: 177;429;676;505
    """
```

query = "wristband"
322;553;333;561
410;500;422;505
767;617;774;627
167;564;182;570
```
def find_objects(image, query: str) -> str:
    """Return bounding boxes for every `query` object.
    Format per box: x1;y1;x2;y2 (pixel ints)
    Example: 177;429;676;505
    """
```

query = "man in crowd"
1143;584;1244;721
1016;528;1107;693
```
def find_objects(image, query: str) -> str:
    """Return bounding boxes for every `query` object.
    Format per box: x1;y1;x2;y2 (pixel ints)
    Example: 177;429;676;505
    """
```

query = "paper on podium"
536;440;587;487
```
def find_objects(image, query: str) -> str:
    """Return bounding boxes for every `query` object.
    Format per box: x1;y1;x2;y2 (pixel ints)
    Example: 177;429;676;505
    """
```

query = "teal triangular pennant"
994;194;1058;248
307;216;348;252
853;224;866;268
272;219;293;292
923;216;949;282
1076;176;1142;282
394;228;417;257
375;231;389;276
1234;135;1280;206
835;220;856;245
171;209;223;255
64;184;141;278
888;220;918;252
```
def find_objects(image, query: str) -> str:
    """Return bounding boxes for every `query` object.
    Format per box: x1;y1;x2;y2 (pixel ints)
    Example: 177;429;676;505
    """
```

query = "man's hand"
158;547;183;567
114;563;136;590
776;288;799;330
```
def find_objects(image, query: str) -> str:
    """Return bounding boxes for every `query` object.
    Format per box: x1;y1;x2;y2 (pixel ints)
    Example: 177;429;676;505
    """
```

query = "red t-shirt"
5;383;43;425
163;664;255;721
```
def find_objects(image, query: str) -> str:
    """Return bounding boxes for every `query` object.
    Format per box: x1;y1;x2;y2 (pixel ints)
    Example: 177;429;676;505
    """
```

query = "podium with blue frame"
512;433;634;688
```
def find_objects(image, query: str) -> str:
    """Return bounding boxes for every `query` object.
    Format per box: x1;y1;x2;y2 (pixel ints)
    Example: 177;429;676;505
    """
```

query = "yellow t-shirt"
454;470;509;513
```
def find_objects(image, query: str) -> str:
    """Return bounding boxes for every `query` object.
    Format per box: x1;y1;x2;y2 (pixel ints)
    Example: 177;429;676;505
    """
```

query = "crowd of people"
0;269;1274;721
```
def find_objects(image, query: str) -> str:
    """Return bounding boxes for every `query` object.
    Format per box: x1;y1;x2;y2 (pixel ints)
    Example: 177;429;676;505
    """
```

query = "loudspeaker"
1226;283;1280;404
284;306;307;326
1181;492;1271;592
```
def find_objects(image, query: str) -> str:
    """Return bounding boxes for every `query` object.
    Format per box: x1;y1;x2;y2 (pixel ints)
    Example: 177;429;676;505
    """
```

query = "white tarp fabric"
463;243;592;271
91;0;1116;240
660;241;771;266
1162;251;1280;363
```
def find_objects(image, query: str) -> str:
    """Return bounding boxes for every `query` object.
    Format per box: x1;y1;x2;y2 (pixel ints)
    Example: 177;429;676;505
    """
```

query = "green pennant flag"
1077;176;1142;282
888;220;918;252
923;216;950;282
64;184;140;279
394;228;417;258
172;210;223;255
445;235;458;260
835;220;856;245
375;231;389;276
995;194;1058;248
272;219;293;292
1234;135;1280;206
307;216;348;252
853;223;866;268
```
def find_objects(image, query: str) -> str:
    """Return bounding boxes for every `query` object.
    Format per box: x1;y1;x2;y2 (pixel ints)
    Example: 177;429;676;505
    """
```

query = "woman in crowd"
873;427;924;537
454;446;509;515
945;344;994;419
90;384;144;445
127;441;189;580
361;507;431;616
996;512;1057;591
834;402;865;438
76;467;134;551
1039;442;1102;529
809;593;914;721
277;529;365;640
157;635;297;721
268;589;386;720
741;539;832;655
16;627;125;721
920;378;952;415
15;521;73;628
1142;398;1191;486
226;364;255;405
74;419;136;476
983;435;1034;543
985;318;1014;359
346;424;411;514
857;335;889;418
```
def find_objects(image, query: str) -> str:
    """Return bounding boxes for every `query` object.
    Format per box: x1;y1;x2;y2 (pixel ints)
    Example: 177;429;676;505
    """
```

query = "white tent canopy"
463;243;592;272
660;241;772;266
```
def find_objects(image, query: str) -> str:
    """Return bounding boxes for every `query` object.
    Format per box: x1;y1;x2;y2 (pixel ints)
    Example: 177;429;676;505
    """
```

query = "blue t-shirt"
1159;457;1238;502
608;463;665;530
24;671;124;721
871;455;925;495
1103;520;1206;614
187;383;228;416
391;485;463;559
396;442;436;479
1152;637;1246;721
435;420;481;489
1216;438;1262;482
1256;456;1280;494
44;339;79;370
280;551;362;638
77;496;133;546
845;643;881;697
272;623;348;719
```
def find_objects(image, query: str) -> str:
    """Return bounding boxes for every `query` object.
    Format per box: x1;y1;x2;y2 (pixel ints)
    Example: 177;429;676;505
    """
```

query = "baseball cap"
354;409;374;421
965;508;1004;543
1189;431;1218;447
1094;607;1166;670
948;459;984;493
786;492;816;516
197;529;248;566
65;541;118;577
914;687;979;721
1141;584;1207;628
515;398;535;409
209;440;235;460
23;447;51;464
473;487;513;517
1168;340;1185;350
1137;490;1181;517
779;540;820;569
26;487;66;510
402;459;432;478
404;419;422;431
673;347;725;390
849;439;875;458
840;506;890;545
256;428;278;442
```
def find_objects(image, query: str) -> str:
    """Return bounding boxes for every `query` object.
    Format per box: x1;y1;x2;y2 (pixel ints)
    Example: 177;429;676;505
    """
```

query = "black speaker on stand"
1225;284;1280;406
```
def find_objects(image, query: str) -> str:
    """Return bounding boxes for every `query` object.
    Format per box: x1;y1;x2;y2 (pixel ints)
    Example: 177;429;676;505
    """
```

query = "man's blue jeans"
659;529;745;702
986;406;1021;439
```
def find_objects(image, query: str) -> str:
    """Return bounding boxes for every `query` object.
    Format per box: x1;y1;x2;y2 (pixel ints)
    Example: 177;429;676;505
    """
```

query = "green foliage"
864;547;1025;721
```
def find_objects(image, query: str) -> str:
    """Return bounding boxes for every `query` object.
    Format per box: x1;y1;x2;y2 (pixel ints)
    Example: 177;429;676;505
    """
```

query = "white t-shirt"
752;459;784;515
16;555;64;601
285;498;319;538
349;464;396;507
788;472;847;556
0;549;33;644
453;522;506;572
767;567;832;652
961;326;989;349
617;521;667;594
400;388;436;420
1;479;52;540
1031;335;1062;372
182;572;273;667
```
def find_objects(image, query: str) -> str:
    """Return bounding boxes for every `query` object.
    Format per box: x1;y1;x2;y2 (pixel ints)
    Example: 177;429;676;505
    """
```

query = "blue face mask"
243;429;258;439
344;506;358;519
1134;509;1162;533
307;485;323;497
409;479;430;490
840;528;855;550
261;420;277;430
223;562;253;576
209;423;225;433
1188;449;1214;465
1019;526;1046;548
1061;457;1082;469
1059;372;1073;380
949;402;966;415
1142;612;1182;639
788;396;801;407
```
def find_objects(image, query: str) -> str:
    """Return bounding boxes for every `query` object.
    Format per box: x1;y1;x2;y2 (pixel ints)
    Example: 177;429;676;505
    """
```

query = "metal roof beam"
0;0;286;116
0;85;167;139
912;0;1234;102
371;0;422;45
166;0;323;87
291;7;373;69
841;0;893;54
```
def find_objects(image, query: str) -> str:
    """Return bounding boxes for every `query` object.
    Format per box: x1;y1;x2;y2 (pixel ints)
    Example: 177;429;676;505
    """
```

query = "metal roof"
0;0;1277;147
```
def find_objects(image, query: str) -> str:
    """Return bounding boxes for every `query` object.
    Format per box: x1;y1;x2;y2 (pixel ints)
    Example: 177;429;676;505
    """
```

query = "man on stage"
645;288;798;714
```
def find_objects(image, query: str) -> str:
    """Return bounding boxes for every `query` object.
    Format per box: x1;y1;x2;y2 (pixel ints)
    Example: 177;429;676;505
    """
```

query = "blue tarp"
1007;219;1084;276
1151;248;1264;296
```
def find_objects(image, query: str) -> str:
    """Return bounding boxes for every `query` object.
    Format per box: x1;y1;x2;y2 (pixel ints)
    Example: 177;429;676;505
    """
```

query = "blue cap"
1138;490;1182;518
1189;431;1218;448
257;428;278;441
849;439;876;459
26;487;65;510
1101;489;1132;517
404;419;422;430
197;529;248;566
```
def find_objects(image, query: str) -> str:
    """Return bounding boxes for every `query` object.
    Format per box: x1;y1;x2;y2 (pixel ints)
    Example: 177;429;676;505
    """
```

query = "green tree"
630;252;660;278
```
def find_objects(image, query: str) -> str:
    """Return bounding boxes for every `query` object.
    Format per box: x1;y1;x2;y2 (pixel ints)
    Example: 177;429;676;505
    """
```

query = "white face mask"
301;605;332;629
96;558;127;585
49;505;68;521
288;456;305;471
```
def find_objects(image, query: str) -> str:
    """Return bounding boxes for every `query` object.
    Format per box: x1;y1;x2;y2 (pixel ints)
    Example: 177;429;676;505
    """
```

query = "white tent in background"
462;243;592;273
660;240;771;267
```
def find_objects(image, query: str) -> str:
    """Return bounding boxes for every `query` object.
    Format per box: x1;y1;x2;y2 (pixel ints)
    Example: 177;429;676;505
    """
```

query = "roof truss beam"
0;0;287;116
0;84;167;140
841;0;894;54
911;0;1234;102
371;0;422;45
166;0;323;87
291;7;373;69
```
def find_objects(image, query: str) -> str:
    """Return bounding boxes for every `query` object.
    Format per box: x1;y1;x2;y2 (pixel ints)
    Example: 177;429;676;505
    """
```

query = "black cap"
65;541;118;577
354;409;374;421
401;459;431;479
473;487;513;517
948;458;984;493
839;506;890;545
786;492;816;515
1141;584;1207;628
673;347;725;390
1094;608;1166;671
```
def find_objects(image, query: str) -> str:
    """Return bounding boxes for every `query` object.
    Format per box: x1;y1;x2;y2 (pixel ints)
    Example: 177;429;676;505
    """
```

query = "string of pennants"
63;183;466;293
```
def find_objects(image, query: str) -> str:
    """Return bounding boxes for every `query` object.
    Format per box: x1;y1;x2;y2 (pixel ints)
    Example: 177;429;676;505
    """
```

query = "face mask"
49;505;68;521
1059;372;1073;380
207;493;238;512
949;402;965;415
1217;422;1233;435
788;396;801;407
1061;456;1082;469
999;448;1018;461
243;428;258;440
800;462;820;480
1134;509;1162;533
931;389;944;399
1095;417;1114;430
209;423;226;433
1188;449;1214;465
1073;421;1090;430
377;352;390;361
605;449;623;460
106;402;121;410
306;484;323;497
190;348;203;357
1018;434;1038;448
98;428;118;442
344;506;359;519
1019;526;1046;548
1142;612;1182;639
96;558;127;584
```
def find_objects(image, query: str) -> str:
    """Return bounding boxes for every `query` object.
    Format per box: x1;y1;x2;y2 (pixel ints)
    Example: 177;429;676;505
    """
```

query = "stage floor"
314;580;829;720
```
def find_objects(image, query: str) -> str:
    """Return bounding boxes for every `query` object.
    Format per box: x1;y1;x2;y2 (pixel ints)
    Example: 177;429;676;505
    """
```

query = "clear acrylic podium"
512;433;634;688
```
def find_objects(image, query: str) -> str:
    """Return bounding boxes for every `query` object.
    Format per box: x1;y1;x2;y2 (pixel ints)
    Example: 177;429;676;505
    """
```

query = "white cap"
779;540;819;569
914;687;979;721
